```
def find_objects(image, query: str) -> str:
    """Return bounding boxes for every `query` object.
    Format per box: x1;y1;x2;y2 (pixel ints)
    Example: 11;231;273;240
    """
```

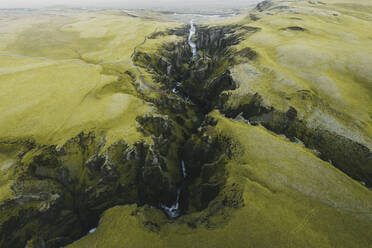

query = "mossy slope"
70;111;372;248
228;0;372;148
221;0;372;186
1;1;372;247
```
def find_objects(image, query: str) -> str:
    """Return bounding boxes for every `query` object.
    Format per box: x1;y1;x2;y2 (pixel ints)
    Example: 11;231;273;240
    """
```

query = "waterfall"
160;188;181;218
160;24;197;216
188;20;198;58
181;160;187;178
160;159;188;218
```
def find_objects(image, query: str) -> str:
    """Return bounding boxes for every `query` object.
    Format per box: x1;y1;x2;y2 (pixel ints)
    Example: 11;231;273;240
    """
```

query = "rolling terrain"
0;0;371;247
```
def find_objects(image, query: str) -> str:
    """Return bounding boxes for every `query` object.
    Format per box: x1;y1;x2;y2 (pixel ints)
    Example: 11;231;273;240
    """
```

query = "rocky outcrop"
0;114;187;247
281;26;307;31
181;122;231;211
3;11;372;248
134;24;259;113
195;25;259;54
129;24;255;217
255;0;274;12
220;93;372;188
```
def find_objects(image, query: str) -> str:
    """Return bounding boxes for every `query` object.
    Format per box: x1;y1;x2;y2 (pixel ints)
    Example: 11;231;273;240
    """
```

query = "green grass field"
0;1;371;247
0;11;179;147
228;0;372;149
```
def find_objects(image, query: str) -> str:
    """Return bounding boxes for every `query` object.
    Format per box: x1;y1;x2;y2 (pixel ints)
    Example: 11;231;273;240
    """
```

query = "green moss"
229;0;372;149
69;111;372;247
0;12;180;147
2;2;372;247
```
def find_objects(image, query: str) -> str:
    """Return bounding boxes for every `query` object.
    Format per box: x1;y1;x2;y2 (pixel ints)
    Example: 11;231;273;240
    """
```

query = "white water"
160;25;196;218
160;159;189;218
181;160;187;178
188;20;198;58
160;188;181;218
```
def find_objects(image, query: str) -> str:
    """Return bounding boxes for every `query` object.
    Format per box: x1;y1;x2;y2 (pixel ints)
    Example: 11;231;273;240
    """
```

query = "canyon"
0;0;371;247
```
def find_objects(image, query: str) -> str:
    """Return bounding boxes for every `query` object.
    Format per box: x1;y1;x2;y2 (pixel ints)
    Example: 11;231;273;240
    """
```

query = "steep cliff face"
69;111;372;248
220;93;372;187
135;24;259;113
0;115;187;247
219;0;372;188
1;1;372;247
0;19;257;248
69;1;372;247
137;15;372;190
131;24;255;216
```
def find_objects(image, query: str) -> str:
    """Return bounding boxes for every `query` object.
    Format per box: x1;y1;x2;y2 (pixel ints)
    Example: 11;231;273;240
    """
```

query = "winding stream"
160;21;197;218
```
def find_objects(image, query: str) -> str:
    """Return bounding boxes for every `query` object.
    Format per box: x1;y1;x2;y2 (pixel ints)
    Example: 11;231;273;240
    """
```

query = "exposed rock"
0;116;188;247
255;0;274;12
235;47;258;60
220;93;372;187
281;26;307;31
2;4;372;247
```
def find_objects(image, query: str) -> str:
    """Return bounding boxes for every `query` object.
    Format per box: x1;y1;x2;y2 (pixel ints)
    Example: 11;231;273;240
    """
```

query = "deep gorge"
0;22;252;248
1;16;371;248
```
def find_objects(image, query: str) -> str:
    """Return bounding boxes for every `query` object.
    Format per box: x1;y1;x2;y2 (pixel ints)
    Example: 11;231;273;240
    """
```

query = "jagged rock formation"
0;0;372;247
0;116;186;247
137;24;259;112
132;24;255;215
0;15;262;247
220;93;372;187
69;1;372;247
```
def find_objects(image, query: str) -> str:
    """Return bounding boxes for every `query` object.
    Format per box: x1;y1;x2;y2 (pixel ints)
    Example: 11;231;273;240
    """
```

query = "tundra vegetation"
0;0;371;247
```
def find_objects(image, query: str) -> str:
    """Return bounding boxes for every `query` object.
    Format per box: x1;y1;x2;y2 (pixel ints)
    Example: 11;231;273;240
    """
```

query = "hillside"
0;1;371;247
